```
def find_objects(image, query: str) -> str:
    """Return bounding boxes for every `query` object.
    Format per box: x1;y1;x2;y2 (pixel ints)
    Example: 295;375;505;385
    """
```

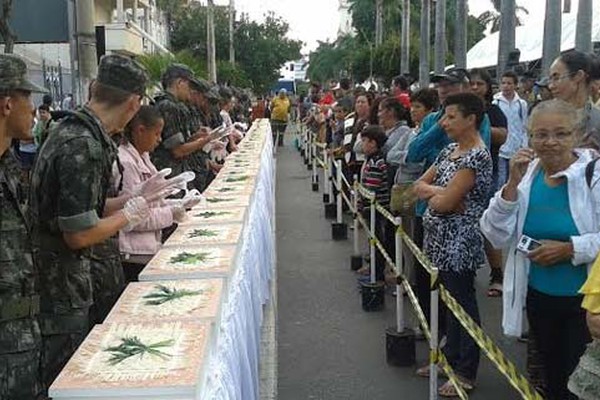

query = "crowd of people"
297;50;600;399
0;54;255;399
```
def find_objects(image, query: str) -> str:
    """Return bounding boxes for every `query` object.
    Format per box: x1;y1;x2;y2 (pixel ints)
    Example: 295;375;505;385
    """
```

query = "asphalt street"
275;140;528;400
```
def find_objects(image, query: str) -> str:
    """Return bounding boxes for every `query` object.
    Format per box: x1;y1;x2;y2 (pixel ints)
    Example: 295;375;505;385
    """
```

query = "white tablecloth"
201;128;275;400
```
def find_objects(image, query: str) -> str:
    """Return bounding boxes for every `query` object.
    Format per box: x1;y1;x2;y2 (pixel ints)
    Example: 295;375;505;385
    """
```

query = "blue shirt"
407;110;492;216
523;170;587;296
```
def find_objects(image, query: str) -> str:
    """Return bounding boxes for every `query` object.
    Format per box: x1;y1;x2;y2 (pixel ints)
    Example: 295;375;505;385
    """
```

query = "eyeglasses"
529;130;573;142
548;72;577;84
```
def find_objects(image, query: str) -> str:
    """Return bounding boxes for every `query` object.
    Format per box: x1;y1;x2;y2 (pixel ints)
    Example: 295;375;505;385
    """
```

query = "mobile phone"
516;235;542;254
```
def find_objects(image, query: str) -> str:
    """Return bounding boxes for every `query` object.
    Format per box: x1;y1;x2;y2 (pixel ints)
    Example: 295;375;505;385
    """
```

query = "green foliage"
166;4;301;93
194;211;231;218
104;336;174;365
206;197;233;203
143;284;203;306
309;0;487;83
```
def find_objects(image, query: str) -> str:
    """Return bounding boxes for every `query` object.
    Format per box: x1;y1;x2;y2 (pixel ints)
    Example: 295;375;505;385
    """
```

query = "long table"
49;120;276;400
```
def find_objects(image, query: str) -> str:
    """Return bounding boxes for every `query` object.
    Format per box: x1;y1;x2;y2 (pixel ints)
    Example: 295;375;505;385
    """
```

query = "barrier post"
331;159;347;240
350;179;362;270
300;125;306;158
322;147;329;203
311;142;318;191
324;154;337;219
386;218;416;366
306;131;313;170
360;197;384;311
430;269;440;400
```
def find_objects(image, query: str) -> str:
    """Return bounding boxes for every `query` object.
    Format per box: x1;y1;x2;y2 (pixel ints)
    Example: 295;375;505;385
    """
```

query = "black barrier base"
361;281;385;311
351;255;363;271
312;182;319;192
300;149;305;158
315;174;319;183
386;327;416;366
331;222;348;240
324;204;337;219
307;163;313;171
323;193;330;203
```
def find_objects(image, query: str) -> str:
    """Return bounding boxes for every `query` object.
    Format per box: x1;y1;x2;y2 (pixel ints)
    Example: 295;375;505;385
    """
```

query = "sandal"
438;378;475;398
356;266;370;276
416;365;448;378
487;282;503;297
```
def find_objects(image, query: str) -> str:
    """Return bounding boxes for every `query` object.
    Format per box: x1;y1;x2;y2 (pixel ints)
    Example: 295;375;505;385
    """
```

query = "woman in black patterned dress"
413;93;493;397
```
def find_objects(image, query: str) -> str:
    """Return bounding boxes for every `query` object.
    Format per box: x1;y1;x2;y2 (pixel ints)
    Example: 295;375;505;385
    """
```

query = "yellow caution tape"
352;180;543;399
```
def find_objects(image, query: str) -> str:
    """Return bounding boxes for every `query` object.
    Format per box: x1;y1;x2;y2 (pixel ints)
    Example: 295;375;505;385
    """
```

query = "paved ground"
275;139;528;400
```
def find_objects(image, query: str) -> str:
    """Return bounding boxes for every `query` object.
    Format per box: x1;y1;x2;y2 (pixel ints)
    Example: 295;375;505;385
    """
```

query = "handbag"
390;182;417;216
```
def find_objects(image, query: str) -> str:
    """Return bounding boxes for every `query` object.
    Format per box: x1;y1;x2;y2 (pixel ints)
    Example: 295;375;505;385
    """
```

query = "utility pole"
70;0;97;105
375;0;383;47
542;0;562;73
433;0;446;73
455;0;467;69
400;0;410;74
575;0;593;52
207;0;217;82
497;0;516;78
229;0;235;64
419;0;431;86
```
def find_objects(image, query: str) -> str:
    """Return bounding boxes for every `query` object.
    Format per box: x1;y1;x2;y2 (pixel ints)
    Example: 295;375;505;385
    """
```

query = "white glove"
182;189;202;209
171;205;187;223
132;169;196;203
122;196;150;231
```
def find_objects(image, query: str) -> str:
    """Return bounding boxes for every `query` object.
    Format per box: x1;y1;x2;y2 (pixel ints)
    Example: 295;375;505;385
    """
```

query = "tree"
575;0;593;52
542;0;562;73
0;0;16;53
497;0;516;78
477;0;529;33
419;0;431;85
454;0;467;69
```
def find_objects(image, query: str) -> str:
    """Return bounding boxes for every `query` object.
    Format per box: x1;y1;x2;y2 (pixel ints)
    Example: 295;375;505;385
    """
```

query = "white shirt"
493;92;528;159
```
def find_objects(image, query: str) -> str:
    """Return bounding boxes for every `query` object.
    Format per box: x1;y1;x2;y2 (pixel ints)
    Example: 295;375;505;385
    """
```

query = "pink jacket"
116;142;174;256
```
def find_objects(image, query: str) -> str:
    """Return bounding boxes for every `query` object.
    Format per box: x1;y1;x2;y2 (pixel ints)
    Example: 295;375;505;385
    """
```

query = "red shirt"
395;91;411;110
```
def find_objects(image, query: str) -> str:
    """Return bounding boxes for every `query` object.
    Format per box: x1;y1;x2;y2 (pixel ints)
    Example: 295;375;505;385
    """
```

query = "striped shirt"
360;151;390;208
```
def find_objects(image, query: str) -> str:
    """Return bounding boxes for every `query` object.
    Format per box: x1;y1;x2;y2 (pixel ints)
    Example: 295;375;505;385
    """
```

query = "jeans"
440;270;481;381
526;287;591;400
497;157;510;191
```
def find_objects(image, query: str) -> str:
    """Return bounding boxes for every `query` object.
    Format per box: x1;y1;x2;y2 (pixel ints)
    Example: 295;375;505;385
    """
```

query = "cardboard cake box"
164;223;243;247
49;321;211;399
105;279;224;324
139;244;238;281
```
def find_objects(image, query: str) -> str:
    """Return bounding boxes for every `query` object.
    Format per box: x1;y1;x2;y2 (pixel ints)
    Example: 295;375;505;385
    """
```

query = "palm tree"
575;0;593;52
542;0;562;73
375;0;383;46
455;0;467;68
477;0;529;33
419;0;431;85
497;0;516;78
400;0;410;73
434;0;446;73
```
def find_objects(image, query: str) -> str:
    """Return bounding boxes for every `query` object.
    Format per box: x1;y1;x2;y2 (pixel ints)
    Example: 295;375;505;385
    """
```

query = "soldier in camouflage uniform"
0;54;47;400
29;55;153;388
151;64;213;192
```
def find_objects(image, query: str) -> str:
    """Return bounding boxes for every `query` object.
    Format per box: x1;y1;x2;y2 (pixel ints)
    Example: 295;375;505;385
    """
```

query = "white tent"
467;5;600;69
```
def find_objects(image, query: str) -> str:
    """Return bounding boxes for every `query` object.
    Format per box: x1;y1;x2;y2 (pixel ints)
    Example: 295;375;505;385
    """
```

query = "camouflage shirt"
0;150;40;353
152;91;193;175
29;107;117;319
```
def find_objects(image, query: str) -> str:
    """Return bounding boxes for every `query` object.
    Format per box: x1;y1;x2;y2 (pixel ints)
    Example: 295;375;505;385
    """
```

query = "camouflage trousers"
89;253;125;325
569;339;600;400
0;348;44;400
39;310;89;390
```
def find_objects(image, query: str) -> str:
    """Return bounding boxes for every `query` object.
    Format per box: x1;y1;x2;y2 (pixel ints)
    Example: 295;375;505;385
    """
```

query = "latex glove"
122;196;150;231
171;205;187;223
132;169;195;203
211;141;226;151
182;189;202;209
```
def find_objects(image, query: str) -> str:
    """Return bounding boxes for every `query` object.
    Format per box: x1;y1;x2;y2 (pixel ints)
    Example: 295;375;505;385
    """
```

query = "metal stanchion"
430;269;440;400
361;198;384;311
324;155;337;219
386;218;416;366
306;132;313;169
311;142;318;191
350;179;362;270
331;159;347;240
322;147;329;202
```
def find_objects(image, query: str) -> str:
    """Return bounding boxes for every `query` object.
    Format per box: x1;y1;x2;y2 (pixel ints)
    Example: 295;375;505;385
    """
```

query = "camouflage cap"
97;54;148;96
162;63;203;88
0;54;48;93
190;78;220;100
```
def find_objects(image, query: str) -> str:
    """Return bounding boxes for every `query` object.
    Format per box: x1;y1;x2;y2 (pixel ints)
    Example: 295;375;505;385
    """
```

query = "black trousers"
414;217;447;335
526;287;591;400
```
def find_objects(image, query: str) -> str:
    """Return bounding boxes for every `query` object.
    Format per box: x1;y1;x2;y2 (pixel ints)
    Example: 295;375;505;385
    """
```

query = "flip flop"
487;282;503;297
438;378;475;398
416;365;448;378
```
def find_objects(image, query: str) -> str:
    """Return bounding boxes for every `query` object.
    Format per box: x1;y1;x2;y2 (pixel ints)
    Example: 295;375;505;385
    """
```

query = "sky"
210;0;553;54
